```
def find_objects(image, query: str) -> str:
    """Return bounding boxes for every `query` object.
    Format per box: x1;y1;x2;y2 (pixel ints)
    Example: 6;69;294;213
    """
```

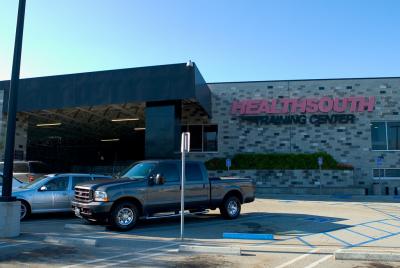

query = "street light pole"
0;0;26;202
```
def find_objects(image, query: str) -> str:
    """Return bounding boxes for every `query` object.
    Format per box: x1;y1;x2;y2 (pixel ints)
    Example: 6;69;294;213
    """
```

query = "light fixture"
111;118;139;122
100;138;120;142
36;123;62;127
134;127;145;131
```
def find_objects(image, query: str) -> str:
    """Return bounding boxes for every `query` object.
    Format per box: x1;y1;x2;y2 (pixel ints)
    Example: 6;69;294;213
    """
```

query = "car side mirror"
39;186;47;191
155;174;165;185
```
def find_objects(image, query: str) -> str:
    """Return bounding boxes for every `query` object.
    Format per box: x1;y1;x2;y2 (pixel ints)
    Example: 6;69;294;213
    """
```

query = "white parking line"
61;242;179;268
96;249;176;268
0;241;39;249
274;249;319;268
303;255;332;268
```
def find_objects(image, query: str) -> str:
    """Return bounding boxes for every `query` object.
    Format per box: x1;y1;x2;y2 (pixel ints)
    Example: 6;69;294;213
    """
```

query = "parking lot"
1;195;400;267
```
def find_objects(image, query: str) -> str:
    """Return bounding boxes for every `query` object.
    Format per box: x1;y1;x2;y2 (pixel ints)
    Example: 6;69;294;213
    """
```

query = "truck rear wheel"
220;196;241;219
110;202;139;231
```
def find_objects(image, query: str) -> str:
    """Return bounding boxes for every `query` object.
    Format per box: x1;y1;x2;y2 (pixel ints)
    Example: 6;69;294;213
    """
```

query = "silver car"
14;173;112;219
0;172;25;192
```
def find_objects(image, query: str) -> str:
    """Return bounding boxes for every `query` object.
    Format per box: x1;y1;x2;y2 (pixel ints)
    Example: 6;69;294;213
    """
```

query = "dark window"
373;169;385;177
0;175;3;185
30;162;50;173
72;176;92;188
181;125;218;152
188;125;202;152
384;169;400;178
185;163;203;182
371;122;387;150
153;163;179;182
13;163;29;173
387;122;400;150
44;177;69;191
203;125;218;152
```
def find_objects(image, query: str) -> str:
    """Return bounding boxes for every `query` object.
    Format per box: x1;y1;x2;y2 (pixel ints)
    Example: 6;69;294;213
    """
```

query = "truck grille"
74;187;92;202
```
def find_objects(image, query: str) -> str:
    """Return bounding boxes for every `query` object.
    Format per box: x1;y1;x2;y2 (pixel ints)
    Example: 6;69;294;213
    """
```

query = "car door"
184;162;210;209
146;162;181;213
70;176;93;202
46;176;70;211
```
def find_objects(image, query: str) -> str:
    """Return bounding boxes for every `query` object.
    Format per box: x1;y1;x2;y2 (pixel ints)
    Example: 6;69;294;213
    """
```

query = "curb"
64;223;105;232
44;236;99;247
179;245;241;256
335;249;400;262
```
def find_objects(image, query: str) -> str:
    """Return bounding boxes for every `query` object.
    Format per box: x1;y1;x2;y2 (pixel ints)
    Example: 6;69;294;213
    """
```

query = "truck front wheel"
220;196;241;219
110;202;139;231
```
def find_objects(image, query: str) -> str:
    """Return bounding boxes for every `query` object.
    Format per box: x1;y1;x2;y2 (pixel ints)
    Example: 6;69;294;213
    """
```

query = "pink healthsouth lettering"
230;96;375;115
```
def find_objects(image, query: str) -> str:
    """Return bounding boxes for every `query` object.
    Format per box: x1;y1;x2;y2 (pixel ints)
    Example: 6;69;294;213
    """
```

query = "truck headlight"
94;191;108;202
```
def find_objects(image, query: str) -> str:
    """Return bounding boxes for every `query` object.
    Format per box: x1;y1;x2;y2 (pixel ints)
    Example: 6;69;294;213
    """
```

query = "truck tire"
220;196;241;219
110;201;139;231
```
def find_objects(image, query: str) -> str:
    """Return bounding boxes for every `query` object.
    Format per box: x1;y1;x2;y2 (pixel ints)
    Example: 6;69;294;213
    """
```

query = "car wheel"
20;201;31;220
220;196;241;219
110;202;139;231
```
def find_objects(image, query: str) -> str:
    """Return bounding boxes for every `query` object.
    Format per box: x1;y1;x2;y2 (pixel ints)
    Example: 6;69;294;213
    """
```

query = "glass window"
188;125;202;151
44;177;69;191
13;163;29;173
181;124;219;152
30;162;50;173
152;163;179;182
203;125;218;152
121;162;156;179
371;122;387;150
387;122;400;150
384;169;400;178
72;176;92;188
0;175;3;185
185;163;203;182
373;169;385;177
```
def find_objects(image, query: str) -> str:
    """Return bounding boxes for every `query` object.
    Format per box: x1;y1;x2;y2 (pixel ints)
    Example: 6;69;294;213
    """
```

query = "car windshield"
120;163;156;179
20;176;50;189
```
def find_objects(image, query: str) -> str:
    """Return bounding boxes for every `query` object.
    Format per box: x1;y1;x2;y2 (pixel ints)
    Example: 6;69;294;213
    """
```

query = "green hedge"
205;152;353;170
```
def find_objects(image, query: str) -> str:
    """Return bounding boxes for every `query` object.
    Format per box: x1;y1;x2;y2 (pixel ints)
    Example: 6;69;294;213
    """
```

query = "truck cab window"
152;163;179;182
185;163;203;182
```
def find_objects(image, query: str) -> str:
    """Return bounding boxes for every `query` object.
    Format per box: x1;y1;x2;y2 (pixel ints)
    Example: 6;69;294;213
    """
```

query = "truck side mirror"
155;174;165;185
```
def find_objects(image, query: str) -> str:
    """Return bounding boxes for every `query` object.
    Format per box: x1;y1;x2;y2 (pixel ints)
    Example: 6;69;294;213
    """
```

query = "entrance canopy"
0;62;211;115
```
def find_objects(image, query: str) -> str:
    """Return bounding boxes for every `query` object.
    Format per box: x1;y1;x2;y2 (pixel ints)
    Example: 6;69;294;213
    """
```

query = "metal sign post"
317;157;323;195
180;132;190;241
226;158;231;171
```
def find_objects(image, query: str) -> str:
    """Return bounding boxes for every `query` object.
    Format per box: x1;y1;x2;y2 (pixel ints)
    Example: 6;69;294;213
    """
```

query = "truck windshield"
121;163;156;179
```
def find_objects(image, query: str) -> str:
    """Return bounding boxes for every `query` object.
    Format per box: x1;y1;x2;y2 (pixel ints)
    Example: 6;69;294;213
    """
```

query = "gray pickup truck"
71;160;255;230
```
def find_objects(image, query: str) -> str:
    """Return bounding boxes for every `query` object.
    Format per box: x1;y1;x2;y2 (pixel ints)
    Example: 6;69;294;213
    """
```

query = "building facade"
184;78;400;193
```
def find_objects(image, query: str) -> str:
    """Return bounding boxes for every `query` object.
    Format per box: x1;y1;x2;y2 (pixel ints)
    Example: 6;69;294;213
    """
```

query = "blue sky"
1;0;399;82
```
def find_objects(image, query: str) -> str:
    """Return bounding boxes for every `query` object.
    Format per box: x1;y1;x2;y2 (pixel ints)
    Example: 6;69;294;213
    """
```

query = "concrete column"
0;201;20;237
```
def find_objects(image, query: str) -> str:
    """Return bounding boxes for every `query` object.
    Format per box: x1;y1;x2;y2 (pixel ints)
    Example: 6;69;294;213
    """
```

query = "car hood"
76;178;146;190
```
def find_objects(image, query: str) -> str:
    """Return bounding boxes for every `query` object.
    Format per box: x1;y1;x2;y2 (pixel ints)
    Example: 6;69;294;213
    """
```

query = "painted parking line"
363;205;400;220
343;228;375;240
380;221;400;228
0;241;40;249
296;237;315;248
304;255;332;268
61;242;179;268
360;223;393;234
96;249;177;268
349;230;400;248
322;233;352;247
274;249;319;268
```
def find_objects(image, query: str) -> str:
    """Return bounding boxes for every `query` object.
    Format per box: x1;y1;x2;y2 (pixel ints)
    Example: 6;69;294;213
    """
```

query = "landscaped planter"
208;169;354;188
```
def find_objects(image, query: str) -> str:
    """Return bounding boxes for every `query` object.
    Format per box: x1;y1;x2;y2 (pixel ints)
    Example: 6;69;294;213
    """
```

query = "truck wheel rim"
227;200;238;216
21;204;27;219
117;208;135;226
